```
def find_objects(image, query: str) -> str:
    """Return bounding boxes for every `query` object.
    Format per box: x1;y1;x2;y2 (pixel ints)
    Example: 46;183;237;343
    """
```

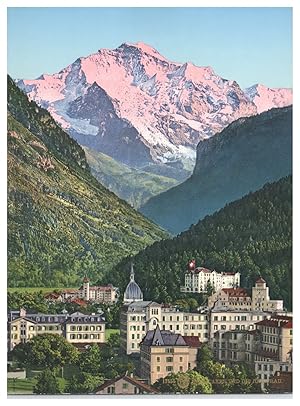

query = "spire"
130;262;135;282
151;325;164;346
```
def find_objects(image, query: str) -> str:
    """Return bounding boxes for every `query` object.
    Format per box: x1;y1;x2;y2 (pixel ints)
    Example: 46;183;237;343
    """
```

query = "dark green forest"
107;176;292;310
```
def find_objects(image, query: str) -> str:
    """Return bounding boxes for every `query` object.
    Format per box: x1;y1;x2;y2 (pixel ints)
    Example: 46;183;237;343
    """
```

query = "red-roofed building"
45;277;119;304
208;278;283;312
252;315;293;391
208;287;252;310
181;261;240;293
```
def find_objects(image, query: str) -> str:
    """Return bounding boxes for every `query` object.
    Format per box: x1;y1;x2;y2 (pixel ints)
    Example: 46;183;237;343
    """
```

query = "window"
122;383;128;389
157;366;160;372
176;325;180;330
264;365;268;371
166;366;173;372
132;343;135;349
166;357;173;362
132;334;135;339
157;357;160;362
179;366;183;372
169;325;173;330
180;357;183;362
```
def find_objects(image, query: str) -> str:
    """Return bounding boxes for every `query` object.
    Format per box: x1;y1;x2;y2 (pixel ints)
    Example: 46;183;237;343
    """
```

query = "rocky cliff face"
17;42;292;180
140;106;292;234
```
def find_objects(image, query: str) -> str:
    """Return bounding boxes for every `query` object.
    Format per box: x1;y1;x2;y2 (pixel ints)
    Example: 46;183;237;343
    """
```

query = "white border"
1;1;298;405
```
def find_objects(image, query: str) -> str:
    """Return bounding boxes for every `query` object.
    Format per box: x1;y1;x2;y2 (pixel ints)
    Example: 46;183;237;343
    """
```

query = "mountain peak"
117;41;167;60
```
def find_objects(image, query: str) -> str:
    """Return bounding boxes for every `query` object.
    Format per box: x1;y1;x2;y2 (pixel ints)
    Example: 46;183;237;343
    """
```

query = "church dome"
124;264;143;303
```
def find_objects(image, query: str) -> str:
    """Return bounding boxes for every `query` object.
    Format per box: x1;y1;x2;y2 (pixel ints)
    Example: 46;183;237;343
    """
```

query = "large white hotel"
181;259;240;293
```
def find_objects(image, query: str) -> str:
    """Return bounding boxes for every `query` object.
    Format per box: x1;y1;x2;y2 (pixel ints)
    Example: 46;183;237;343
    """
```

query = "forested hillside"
108;177;292;309
7;76;168;287
141;107;292;234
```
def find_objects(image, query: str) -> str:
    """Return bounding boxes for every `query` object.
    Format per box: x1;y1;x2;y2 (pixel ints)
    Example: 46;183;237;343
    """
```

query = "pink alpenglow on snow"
17;42;293;172
245;84;292;114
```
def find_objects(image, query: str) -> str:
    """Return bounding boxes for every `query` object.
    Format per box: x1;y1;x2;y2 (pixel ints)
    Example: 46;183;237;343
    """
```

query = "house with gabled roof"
94;373;159;395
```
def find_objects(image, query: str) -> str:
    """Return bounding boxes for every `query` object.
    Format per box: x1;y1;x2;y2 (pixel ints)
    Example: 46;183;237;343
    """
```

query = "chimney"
20;308;26;318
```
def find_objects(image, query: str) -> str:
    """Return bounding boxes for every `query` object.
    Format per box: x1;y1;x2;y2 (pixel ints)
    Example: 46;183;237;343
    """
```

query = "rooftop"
94;374;159;394
256;316;292;329
221;288;250;298
141;325;187;347
183;336;202;348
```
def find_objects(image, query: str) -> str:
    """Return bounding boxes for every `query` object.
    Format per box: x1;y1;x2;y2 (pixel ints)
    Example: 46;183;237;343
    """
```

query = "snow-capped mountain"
244;84;292;114
17;42;292;179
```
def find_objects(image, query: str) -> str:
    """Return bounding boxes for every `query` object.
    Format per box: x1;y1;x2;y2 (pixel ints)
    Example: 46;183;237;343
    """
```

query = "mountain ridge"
17;42;292;181
140;106;292;234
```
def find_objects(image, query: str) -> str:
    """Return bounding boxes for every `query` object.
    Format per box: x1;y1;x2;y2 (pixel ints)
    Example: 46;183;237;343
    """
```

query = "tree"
230;364;262;394
12;334;79;369
78;344;102;374
196;343;213;366
107;333;120;350
33;368;61;394
66;372;103;394
154;370;213;394
198;360;235;393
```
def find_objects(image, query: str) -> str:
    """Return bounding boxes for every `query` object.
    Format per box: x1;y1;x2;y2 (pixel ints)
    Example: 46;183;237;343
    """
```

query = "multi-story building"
45;277;119;304
209;308;268;339
253;315;293;390
120;268;209;354
208;287;252;310
140;326;191;384
181;260;240;293
251;278;283;312
208;278;283;312
212;314;293;391
8;309;105;351
212;329;249;363
79;277;119;303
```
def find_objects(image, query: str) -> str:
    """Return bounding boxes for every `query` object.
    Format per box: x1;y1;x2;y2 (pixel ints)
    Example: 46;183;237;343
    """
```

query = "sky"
7;7;292;89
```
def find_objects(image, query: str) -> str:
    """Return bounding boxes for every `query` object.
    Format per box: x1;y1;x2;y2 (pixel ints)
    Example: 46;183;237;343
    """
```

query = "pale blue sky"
7;7;292;89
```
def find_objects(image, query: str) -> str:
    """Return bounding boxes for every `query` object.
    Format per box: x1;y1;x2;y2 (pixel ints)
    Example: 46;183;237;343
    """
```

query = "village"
7;260;293;394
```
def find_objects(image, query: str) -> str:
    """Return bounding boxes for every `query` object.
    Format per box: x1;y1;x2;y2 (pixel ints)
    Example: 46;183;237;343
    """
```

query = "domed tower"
124;263;143;303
